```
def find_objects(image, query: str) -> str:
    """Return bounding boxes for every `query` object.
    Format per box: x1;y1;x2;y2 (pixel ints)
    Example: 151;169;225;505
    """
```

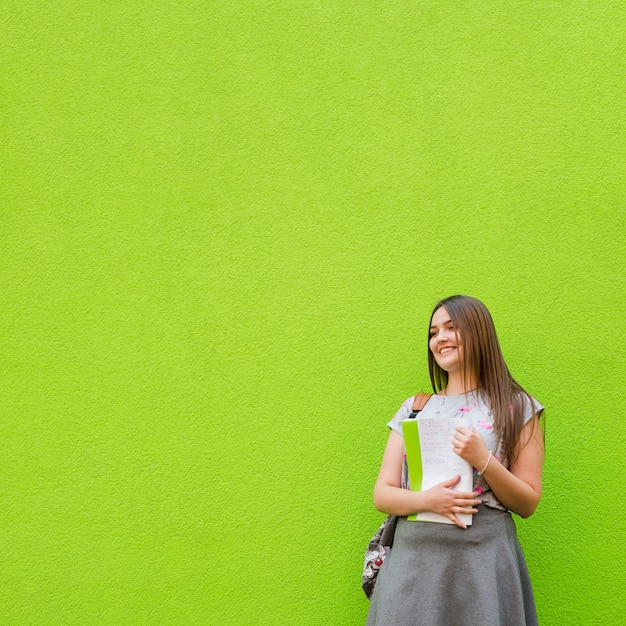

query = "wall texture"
3;1;625;624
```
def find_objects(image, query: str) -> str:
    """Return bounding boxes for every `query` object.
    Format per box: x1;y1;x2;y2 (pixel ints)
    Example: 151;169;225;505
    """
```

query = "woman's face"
429;306;464;373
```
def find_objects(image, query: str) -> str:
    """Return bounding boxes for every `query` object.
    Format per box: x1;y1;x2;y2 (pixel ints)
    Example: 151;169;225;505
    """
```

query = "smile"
440;347;456;354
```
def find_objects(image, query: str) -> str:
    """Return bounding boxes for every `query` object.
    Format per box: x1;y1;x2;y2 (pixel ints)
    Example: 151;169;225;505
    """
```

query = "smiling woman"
429;309;464;376
366;295;545;626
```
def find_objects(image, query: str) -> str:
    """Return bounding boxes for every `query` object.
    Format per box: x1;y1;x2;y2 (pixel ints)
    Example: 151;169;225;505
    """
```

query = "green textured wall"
3;2;625;624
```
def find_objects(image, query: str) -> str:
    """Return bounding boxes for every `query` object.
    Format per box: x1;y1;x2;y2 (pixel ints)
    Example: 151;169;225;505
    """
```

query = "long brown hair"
428;295;542;462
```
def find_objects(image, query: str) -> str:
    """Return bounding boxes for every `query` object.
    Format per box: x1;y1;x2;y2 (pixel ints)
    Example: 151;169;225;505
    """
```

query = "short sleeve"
523;395;544;424
386;397;415;436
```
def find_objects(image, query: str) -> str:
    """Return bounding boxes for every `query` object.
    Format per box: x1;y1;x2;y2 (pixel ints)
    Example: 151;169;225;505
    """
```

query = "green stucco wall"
3;2;625;624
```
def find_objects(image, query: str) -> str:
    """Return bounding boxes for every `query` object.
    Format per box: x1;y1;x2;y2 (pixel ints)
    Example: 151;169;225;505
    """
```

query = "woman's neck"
444;372;476;396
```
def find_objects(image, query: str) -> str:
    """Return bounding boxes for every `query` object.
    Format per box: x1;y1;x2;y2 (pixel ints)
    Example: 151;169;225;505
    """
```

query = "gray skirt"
366;506;538;626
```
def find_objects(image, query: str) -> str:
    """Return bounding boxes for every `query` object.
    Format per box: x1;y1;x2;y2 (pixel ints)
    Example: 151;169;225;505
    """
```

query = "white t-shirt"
388;390;544;510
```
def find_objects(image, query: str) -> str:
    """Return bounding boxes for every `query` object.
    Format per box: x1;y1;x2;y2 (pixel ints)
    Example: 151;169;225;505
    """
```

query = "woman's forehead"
430;306;452;327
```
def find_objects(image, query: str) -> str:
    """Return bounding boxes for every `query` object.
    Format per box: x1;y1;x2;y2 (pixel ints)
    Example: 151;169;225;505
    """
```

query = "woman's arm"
373;430;482;529
453;416;544;518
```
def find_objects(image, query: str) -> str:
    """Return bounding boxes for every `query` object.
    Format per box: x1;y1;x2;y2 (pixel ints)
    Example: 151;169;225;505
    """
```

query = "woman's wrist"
477;451;493;476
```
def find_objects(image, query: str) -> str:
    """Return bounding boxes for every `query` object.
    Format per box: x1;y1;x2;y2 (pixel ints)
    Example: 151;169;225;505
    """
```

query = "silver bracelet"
478;451;493;476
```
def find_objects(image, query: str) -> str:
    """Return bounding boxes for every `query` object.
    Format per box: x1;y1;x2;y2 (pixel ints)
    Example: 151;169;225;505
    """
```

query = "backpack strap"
408;393;432;418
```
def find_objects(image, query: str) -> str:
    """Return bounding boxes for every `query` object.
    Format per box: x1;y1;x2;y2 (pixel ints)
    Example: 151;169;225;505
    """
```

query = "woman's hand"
374;431;481;526
452;418;545;518
452;426;491;471
422;475;482;529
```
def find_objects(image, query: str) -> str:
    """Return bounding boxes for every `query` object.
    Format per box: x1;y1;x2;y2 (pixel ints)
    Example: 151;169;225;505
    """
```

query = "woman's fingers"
450;501;480;528
449;513;470;529
452;505;478;515
455;495;482;505
441;474;462;489
429;477;482;526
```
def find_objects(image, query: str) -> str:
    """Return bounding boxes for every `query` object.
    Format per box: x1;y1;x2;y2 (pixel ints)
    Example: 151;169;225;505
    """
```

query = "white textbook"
402;417;474;526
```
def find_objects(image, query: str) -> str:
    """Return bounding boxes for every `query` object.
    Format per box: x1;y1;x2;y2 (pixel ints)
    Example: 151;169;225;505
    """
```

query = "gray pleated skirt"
366;506;538;626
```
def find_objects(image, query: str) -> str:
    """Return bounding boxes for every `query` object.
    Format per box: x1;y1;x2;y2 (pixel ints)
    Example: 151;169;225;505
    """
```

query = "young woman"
366;295;544;626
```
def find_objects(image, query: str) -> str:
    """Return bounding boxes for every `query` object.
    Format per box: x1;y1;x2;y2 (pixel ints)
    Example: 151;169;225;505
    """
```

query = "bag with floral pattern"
361;393;432;599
